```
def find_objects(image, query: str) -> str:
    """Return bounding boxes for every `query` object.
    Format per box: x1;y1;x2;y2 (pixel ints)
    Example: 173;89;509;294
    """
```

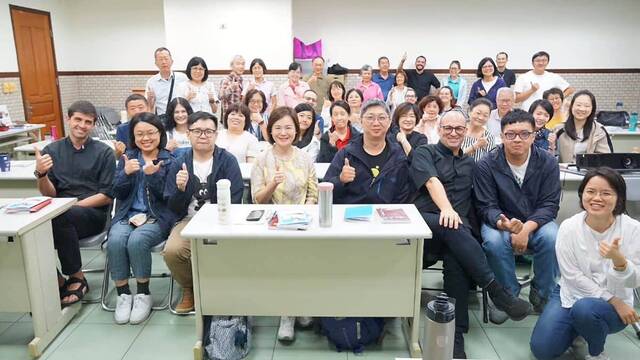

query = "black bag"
596;111;629;127
327;63;349;75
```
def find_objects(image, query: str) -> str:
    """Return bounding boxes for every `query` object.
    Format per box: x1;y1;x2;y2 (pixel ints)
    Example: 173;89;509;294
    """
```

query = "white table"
0;197;79;357
181;203;431;359
239;162;330;181
0;160;38;197
0;124;45;149
604;126;640;153
12;138;114;159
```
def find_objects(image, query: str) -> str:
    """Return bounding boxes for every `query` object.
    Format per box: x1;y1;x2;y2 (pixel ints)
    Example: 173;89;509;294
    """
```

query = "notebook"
344;205;373;222
376;208;411;224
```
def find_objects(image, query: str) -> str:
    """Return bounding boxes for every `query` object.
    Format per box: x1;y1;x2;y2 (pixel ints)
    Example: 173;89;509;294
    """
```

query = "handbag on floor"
319;317;385;354
204;316;251;360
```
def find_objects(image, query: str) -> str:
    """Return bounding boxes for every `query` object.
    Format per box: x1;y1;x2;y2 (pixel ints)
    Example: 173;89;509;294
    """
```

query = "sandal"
61;277;89;308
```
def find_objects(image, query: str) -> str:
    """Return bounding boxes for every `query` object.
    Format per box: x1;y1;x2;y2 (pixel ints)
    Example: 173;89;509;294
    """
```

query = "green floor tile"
0;321;39;360
122;324;194;360
463;327;500;360
253;316;280;327
622;325;640;348
147;309;195;326
45;323;143;360
0;312;25;322
483;327;537;360
0;322;13;336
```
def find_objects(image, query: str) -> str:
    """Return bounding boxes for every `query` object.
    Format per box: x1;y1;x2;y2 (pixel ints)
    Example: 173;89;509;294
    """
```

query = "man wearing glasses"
409;110;532;358
474;109;561;324
163;111;243;313
323;99;410;204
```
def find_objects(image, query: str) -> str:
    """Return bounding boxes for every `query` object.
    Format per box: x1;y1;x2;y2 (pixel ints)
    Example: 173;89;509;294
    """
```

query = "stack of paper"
270;211;313;230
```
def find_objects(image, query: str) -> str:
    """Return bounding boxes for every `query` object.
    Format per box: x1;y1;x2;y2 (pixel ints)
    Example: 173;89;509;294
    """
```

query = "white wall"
292;0;640;69
0;0;165;72
164;0;292;70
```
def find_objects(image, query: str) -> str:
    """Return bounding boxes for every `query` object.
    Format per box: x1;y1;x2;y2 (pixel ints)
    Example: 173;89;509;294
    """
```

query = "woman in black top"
392;102;428;158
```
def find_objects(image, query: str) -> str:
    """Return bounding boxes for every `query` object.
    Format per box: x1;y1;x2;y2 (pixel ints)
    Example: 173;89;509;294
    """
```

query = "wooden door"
10;6;63;137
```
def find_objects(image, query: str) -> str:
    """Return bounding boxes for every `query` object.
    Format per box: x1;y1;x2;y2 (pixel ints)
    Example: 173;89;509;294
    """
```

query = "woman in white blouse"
215;103;259;163
293;103;320;162
243;58;277;115
164;97;193;155
385;69;410;114
530;167;640;360
175;57;219;114
415;95;443;144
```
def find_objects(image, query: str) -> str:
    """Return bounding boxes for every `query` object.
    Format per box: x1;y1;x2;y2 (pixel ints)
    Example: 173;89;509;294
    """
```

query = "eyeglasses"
134;129;160;138
503;131;533;140
189;128;217;137
362;114;390;123
583;189;615;199
191;67;206;72
249;99;263;104
440;125;466;135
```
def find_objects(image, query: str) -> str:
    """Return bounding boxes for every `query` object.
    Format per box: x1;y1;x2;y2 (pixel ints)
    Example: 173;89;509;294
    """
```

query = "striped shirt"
462;130;496;162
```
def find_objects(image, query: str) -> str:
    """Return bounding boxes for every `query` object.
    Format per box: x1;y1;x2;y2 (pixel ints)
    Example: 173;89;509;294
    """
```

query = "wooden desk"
0;197;79;358
181;203;431;359
0;161;38;197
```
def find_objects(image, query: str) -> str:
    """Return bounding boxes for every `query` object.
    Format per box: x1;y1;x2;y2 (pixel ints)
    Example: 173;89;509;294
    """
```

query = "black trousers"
52;205;106;275
422;212;494;333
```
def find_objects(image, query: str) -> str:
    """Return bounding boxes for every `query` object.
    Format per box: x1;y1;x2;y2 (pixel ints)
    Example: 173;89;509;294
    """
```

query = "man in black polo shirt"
409;110;530;358
35;100;116;307
398;52;440;101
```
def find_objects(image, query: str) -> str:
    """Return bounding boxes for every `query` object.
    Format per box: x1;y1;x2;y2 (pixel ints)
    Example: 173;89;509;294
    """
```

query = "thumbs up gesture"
599;237;625;263
271;163;286;186
123;154;141;175
143;159;163;175
34;147;53;175
176;163;189;192
530;82;540;91
339;158;356;184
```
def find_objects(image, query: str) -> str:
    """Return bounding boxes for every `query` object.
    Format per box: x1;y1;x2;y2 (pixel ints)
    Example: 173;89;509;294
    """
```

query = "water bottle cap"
318;182;334;191
217;179;231;188
426;293;455;323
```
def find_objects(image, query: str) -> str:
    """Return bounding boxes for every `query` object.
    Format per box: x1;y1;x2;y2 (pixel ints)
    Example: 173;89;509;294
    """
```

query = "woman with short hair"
440;60;468;105
386;69;412;114
243;58;277;115
462;98;496;162
392;102;428;158
416;95;443;144
468;57;506;109
175;57;219;114
164;97;193;155
529;99;557;152
215;103;260;163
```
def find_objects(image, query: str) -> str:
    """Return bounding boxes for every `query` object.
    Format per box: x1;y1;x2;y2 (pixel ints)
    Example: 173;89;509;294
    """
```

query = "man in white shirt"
514;51;574;111
145;47;188;115
488;88;515;144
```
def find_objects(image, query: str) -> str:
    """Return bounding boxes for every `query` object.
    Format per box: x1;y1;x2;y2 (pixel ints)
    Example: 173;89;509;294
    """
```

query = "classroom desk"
558;167;640;223
12;138;115;159
0;197;79;358
0;161;38;197
181;203;432;359
238;162;330;181
605;126;640;153
0;124;45;149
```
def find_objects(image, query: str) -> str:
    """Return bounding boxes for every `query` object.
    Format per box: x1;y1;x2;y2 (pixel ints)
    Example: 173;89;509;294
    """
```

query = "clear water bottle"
216;179;231;225
616;101;624;111
318;182;333;227
630;112;638;132
423;293;456;360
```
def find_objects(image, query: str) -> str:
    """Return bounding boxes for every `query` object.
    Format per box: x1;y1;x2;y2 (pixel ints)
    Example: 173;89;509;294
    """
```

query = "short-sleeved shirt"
356;81;384;102
215;129;260;163
372;72;395;101
361;143;390;179
242;79;277;112
514;70;570;110
410;142;475;219
175;81;219;113
405;69;440;101
42;137;116;211
145;72;188;115
497;68;516;87
303;74;330;113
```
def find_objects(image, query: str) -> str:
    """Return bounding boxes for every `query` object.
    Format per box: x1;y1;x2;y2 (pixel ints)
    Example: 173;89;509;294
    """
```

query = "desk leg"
403;237;423;358
191;238;204;360
22;221;79;358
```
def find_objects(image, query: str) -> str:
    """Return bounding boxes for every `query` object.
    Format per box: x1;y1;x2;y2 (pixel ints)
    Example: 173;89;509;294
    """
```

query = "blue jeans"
107;220;166;281
530;285;626;359
481;221;559;299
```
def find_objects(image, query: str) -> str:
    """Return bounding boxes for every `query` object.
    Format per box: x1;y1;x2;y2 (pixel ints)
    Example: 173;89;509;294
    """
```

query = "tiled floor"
1;252;639;359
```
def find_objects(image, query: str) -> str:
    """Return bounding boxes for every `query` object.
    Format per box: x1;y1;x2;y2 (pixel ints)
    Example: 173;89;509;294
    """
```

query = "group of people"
34;46;638;360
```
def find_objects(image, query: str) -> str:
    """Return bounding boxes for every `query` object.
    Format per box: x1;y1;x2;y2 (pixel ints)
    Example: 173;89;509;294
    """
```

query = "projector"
576;153;640;172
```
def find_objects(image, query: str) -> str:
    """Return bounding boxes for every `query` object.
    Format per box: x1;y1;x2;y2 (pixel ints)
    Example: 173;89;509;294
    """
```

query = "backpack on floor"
319;317;385;354
204;316;251;360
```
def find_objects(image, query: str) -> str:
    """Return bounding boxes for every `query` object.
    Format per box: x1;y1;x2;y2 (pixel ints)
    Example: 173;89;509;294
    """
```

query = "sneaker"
129;294;152;325
175;287;194;314
486;281;531;321
487;298;509;325
585;352;610;360
528;287;548;314
297;316;313;328
454;332;467;359
277;316;295;342
114;293;132;325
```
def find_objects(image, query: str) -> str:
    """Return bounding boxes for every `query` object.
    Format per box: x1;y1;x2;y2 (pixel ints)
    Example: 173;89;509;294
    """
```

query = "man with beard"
398;53;440;101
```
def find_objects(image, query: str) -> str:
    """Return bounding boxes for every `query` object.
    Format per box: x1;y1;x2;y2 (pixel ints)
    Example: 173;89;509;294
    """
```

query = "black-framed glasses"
503;131;533;140
440;125;466;135
189;128;217;137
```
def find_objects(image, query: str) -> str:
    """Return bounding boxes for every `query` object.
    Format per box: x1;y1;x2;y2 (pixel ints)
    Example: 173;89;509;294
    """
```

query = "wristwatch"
34;169;47;178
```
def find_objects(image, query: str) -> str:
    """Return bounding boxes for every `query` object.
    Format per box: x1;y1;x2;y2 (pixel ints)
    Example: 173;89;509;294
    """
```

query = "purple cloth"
293;38;322;59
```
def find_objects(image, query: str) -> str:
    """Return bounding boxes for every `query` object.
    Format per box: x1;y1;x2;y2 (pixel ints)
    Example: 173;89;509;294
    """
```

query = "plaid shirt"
219;73;244;112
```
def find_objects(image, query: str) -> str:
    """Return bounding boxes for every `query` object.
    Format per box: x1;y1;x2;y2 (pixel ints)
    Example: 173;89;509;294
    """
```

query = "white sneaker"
114;293;132;325
297;316;313;328
586;353;610;360
129;294;152;325
277;316;295;341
